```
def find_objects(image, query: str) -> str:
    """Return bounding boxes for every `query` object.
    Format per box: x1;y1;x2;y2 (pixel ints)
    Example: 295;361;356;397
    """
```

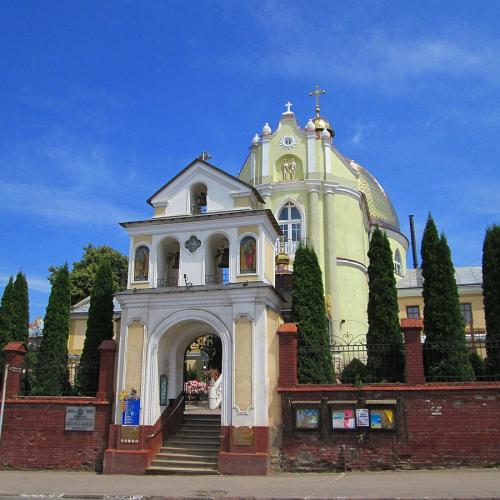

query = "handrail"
208;374;223;410
147;392;185;439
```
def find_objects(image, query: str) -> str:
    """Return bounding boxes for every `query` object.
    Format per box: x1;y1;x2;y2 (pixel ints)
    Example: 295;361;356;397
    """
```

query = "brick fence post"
277;323;298;387
2;342;27;397
401;318;425;385
97;339;117;400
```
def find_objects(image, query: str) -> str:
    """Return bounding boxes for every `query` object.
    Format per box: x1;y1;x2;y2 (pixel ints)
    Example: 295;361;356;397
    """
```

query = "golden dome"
313;116;335;137
275;250;290;267
351;160;401;232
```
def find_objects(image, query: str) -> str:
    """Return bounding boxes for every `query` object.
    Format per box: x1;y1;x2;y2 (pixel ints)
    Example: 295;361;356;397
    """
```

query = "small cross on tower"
284;101;293;114
309;84;326;117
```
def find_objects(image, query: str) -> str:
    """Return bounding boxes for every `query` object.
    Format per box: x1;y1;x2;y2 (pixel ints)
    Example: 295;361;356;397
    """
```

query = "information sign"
65;406;96;431
159;375;168;406
356;408;370;427
332;408;356;429
370;408;395;430
295;408;320;429
122;398;140;426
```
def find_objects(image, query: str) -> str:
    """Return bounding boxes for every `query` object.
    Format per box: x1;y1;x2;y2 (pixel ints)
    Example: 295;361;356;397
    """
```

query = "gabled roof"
397;266;482;289
147;158;264;206
71;296;122;315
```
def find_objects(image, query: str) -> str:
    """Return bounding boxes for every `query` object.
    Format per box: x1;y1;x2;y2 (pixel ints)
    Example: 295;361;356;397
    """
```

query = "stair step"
155;450;219;460
167;435;220;441
151;458;217;468
176;430;220;437
161;446;220;453
147;466;219;476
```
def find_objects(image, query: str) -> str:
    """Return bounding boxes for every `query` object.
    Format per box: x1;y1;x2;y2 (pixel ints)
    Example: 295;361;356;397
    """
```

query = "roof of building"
71;296;122;315
332;148;401;233
397;266;483;289
147;158;265;206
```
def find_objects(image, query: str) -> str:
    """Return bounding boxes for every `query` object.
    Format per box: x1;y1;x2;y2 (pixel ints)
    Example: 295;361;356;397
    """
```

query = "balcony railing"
275;238;308;256
157;277;180;287
205;274;229;285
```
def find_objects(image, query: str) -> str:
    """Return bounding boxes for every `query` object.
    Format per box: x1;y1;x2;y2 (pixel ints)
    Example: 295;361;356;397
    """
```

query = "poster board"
331;408;356;429
295;408;320;429
369;408;395;430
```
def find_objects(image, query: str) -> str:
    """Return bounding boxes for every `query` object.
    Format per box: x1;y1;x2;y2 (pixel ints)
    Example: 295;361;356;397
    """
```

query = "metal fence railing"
423;339;500;382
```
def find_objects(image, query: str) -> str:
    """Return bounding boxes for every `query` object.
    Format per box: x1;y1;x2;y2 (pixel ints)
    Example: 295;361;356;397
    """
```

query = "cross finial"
309;84;326;117
284;101;293;114
199;151;212;161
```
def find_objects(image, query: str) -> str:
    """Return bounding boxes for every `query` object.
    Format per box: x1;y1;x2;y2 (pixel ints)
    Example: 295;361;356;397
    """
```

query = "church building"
101;89;411;474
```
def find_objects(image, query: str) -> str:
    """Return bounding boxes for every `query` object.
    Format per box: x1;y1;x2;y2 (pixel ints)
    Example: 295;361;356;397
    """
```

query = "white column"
261;137;270;182
324;142;333;177
307;188;320;252
306;130;316;178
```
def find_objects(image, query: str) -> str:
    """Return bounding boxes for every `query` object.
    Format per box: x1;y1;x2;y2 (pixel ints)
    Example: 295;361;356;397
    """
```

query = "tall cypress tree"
76;258;114;395
421;215;474;381
366;227;405;381
12;272;29;344
482;225;500;374
0;277;15;379
33;264;71;395
292;245;333;384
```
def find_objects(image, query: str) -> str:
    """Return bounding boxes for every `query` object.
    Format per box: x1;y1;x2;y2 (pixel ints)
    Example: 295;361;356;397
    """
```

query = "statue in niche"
281;157;296;181
134;245;149;281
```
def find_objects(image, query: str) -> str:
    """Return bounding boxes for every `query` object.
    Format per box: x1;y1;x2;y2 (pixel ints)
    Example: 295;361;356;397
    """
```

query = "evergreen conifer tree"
33;264;71;395
482;225;500;374
366;227;405;381
12;272;29;344
0;277;15;378
292;245;334;384
421;215;474;380
76;258;114;394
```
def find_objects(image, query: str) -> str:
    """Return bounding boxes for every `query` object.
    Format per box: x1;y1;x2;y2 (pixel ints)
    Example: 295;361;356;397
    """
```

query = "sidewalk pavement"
0;468;499;499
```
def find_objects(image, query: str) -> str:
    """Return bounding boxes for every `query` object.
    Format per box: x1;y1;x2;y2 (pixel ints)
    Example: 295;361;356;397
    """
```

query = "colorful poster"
332;409;356;429
295;408;320;429
356;408;370;427
370;408;395;430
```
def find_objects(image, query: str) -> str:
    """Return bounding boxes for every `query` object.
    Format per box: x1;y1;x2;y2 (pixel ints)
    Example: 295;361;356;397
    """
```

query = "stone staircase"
147;413;221;475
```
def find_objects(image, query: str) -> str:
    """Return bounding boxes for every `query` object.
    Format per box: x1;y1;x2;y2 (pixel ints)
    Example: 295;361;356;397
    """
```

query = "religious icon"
240;236;256;274
134;245;149;281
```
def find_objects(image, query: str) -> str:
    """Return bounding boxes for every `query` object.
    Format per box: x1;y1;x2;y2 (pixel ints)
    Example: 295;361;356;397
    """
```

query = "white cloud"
228;5;500;91
0;181;140;228
0;274;51;294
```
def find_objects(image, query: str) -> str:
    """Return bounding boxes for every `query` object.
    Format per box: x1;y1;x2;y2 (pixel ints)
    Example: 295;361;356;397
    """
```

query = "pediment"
147;159;263;208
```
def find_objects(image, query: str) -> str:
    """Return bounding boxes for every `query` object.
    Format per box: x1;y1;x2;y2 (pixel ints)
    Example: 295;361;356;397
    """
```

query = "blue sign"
122;398;140;426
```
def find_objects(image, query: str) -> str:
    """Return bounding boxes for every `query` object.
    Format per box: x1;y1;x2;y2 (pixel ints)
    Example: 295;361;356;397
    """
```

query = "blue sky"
1;0;499;320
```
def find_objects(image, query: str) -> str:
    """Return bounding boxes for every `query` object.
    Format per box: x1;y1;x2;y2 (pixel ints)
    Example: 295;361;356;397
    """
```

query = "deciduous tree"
49;244;127;305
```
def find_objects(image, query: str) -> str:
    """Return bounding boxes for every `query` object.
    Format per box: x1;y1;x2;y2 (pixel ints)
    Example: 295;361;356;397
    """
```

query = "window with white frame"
394;249;402;276
277;202;303;255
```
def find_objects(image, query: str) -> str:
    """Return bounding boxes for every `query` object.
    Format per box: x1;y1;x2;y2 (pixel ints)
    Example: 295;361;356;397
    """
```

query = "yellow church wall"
153;206;166;217
334;194;367;264
132;235;153;245
238;156;252;184
266;307;282;426
234;316;253;412
264;238;274;284
234;196;254;209
124;321;145;396
238;226;259;236
68;318;87;355
336;266;369;340
330;149;357;182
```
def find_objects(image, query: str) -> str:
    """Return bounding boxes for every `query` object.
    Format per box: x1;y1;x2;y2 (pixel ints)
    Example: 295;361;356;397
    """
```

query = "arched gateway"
104;158;283;475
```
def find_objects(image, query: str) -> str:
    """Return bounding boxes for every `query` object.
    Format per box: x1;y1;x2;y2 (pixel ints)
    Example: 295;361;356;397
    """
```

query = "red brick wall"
0;397;111;471
280;384;500;471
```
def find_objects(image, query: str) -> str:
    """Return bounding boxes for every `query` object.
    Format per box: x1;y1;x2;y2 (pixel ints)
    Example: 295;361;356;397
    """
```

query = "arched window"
190;183;207;215
239;236;257;274
278;202;302;254
134;245;150;282
394;249;402;276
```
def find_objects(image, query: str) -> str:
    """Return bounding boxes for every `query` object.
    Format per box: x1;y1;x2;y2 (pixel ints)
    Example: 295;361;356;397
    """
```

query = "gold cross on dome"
309;84;326;117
